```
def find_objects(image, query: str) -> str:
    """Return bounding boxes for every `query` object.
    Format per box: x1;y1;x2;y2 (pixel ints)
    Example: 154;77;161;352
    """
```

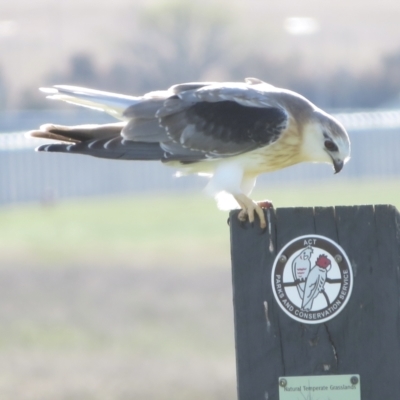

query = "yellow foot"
233;194;273;229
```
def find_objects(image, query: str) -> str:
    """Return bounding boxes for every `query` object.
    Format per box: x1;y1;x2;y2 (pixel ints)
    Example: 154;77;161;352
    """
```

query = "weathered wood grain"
230;205;400;400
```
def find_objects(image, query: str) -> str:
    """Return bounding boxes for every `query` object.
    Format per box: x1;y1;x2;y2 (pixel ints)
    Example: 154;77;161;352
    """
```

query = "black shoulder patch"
185;101;287;146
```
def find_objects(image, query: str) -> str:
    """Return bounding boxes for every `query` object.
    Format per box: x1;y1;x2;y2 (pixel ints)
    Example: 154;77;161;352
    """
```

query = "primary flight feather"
28;77;351;228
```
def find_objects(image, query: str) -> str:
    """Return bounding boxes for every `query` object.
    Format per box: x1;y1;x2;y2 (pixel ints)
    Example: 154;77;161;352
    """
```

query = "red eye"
324;140;338;152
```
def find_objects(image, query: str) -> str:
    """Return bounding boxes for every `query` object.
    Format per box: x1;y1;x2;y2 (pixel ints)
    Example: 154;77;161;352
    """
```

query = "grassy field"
0;178;399;269
0;179;398;399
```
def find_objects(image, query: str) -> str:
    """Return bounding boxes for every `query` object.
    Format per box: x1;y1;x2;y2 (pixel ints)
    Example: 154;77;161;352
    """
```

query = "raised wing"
40;85;143;119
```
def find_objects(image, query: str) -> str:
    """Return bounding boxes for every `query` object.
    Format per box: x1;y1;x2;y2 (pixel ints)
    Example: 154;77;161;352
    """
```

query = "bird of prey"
28;78;350;228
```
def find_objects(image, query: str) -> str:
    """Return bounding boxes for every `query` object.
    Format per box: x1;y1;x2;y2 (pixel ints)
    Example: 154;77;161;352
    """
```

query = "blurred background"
0;0;400;399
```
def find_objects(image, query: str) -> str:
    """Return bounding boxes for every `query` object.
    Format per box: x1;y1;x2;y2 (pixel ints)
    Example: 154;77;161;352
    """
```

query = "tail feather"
27;123;125;143
29;122;165;161
29;128;77;143
36;138;165;161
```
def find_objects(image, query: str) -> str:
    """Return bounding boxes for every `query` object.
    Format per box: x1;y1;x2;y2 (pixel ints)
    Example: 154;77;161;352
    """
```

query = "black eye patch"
324;140;338;152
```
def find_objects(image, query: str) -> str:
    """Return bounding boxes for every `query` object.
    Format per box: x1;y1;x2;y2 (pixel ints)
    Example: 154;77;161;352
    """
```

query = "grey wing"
36;79;288;163
41;85;145;120
160;100;287;158
123;82;288;162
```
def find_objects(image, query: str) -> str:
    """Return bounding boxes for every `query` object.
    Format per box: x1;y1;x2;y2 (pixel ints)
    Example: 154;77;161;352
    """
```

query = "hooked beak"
333;159;344;174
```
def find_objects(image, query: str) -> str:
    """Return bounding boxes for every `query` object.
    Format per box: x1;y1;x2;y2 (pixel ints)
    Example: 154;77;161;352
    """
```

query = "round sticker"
271;235;353;324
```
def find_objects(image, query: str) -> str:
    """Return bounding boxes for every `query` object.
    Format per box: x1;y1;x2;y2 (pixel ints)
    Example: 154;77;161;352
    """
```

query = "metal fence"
0;109;399;205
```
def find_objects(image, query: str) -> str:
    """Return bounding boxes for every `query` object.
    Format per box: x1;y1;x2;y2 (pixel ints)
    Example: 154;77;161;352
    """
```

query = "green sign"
279;374;360;400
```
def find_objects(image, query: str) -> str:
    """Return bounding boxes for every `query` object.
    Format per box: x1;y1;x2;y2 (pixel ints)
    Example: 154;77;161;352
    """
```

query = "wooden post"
229;205;400;400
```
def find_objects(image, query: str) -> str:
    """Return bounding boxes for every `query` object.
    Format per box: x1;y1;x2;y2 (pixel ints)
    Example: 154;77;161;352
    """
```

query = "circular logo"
271;235;353;324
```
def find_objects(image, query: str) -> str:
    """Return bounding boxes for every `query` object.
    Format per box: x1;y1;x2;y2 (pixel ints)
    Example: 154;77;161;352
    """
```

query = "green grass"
0;178;398;268
0;193;229;268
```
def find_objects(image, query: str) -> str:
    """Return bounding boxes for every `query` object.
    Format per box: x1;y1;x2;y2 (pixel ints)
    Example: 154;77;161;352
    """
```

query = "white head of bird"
301;109;350;174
